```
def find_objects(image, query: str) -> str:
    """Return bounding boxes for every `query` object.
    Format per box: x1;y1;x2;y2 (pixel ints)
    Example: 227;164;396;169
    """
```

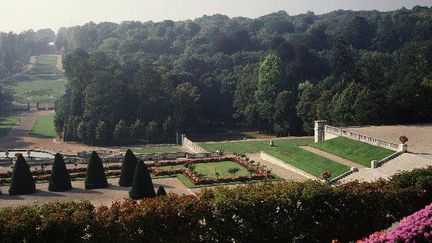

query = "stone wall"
181;135;208;153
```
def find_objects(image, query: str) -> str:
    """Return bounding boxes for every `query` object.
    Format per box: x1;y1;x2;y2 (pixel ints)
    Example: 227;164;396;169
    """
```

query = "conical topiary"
49;153;72;192
85;151;108;189
119;149;138;187
156;186;167;196
129;160;156;199
9;154;36;195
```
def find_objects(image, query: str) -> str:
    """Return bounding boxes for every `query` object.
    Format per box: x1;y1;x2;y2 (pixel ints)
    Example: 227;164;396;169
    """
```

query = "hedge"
1;167;432;242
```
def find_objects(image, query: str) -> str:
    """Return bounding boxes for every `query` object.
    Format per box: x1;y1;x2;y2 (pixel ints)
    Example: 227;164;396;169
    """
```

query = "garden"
201;138;350;179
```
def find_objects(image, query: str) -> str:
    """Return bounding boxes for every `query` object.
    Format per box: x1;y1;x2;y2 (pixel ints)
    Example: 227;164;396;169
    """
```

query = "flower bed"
360;203;432;242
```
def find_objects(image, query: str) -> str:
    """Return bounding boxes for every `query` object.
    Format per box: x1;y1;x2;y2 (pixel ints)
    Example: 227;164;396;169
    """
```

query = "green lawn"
0;116;18;137
30;113;57;138
4;55;66;102
311;137;394;167
201;138;350;179
121;146;181;154
156;164;186;171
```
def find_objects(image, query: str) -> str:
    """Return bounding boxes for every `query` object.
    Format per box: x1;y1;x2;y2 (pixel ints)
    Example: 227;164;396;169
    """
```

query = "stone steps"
339;153;432;183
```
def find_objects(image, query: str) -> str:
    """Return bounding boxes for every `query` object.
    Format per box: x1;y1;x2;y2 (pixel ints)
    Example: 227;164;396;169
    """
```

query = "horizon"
0;0;431;33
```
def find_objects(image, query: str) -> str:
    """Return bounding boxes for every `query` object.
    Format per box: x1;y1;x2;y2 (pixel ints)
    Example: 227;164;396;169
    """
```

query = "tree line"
53;6;432;143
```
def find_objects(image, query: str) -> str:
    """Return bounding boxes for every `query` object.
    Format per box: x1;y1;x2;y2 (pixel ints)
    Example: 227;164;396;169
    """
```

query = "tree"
49;153;72;192
156;186;167;196
118;149;138;187
144;121;159;142
255;53;284;133
113;119;129;142
172;82;200;131
9;155;36;195
228;167;240;176
129;119;144;140
85;151;108;189
273;90;297;136
129;160;156;199
95;121;109;143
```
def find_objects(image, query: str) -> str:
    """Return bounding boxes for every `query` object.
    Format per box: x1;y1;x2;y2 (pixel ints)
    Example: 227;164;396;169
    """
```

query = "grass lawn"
4;55;66;102
156;164;186;171
30;113;57;138
121;146;181;154
0;116;18;137
201;138;350;179
194;161;255;178
311;137;395;167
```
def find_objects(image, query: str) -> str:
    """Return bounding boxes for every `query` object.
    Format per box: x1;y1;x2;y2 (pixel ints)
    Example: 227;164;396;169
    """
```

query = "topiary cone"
85;151;108;189
49;153;72;192
9;154;36;195
156;186;167;196
129;160;156;199
119;149;138;187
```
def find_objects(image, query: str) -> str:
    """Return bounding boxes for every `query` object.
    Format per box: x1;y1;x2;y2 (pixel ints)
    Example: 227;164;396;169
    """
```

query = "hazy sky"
1;0;431;33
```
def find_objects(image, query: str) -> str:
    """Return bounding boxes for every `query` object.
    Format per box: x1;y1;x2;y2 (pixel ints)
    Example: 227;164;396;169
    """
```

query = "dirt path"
247;153;308;181
299;146;365;168
0;177;194;208
56;54;64;72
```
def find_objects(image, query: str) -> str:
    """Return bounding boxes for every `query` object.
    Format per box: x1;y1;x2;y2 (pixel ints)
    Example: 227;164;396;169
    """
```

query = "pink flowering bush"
360;203;432;242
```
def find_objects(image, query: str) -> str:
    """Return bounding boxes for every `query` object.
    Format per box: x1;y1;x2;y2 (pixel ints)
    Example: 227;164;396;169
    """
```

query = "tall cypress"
49;153;72;192
129;160;156;199
119;149;138;187
9;154;36;195
85;151;108;189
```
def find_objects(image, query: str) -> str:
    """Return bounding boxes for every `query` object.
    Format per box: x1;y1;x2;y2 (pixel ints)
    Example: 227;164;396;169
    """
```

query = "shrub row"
1;167;432;242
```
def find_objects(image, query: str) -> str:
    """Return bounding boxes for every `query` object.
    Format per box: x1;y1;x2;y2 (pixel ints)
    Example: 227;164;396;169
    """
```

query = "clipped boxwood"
129;160;155;199
85;151;108;189
49;153;72;192
118;149;138;187
9;154;36;195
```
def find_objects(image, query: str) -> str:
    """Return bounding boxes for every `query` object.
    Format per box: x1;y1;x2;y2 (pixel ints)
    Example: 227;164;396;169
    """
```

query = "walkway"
247;153;308;181
299;146;366;168
339;153;432;183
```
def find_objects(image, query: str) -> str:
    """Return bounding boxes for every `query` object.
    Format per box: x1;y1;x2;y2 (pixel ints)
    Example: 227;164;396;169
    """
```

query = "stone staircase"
339;153;432;183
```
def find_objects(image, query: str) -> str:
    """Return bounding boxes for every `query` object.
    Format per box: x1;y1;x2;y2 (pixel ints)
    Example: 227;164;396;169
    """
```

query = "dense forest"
52;6;432;144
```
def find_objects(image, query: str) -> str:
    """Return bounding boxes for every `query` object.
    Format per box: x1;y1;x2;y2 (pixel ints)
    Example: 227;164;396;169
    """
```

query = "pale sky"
1;0;431;33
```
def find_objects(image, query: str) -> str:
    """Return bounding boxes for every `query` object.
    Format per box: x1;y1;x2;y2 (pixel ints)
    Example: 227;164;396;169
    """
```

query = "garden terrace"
311;137;395;167
201;138;350;179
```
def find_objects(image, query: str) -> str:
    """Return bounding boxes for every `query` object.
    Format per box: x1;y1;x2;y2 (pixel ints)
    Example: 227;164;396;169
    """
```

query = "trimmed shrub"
118;149;138;187
85;151;108;189
9;155;36;195
156;186;167;196
129;160;155;199
49;153;72;192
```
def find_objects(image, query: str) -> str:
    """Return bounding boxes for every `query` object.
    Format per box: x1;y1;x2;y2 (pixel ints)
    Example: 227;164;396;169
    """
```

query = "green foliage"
113;119;129;142
129;160;156;199
48;153;72;192
156;186;167;196
95;120;109;142
118;149;138;187
85;151;108;189
9;155;36;195
2;167;432;242
228;167;240;176
0;115;19;137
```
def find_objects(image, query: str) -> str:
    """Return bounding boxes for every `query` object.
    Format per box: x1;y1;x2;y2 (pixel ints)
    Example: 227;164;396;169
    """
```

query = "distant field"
30;113;57;138
0;116;18;137
201;138;350;179
121;146;181;154
3;55;66;102
311;137;394;167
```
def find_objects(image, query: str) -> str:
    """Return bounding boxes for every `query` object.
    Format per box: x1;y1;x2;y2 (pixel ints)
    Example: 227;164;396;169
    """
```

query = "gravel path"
299;146;365;168
0;177;194;208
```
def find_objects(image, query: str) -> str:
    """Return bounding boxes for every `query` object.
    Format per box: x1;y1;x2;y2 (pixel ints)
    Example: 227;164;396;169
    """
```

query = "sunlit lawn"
30;113;57;138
